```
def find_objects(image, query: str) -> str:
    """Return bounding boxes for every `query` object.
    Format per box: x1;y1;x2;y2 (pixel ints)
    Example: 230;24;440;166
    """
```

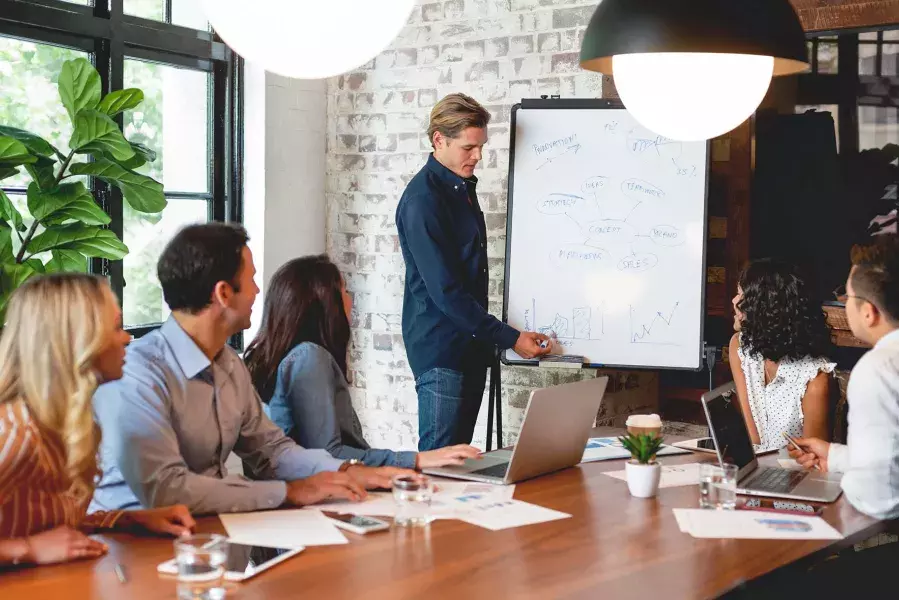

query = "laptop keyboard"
470;462;510;479
743;467;807;494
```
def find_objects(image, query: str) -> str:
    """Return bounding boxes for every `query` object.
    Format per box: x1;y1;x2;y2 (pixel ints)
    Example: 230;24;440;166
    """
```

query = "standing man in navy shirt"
396;94;551;451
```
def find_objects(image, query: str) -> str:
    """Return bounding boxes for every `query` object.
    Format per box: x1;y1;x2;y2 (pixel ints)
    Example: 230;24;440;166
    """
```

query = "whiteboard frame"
500;98;710;371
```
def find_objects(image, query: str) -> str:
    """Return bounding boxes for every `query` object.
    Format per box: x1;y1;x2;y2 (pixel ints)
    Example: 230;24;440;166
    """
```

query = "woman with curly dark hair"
729;259;836;451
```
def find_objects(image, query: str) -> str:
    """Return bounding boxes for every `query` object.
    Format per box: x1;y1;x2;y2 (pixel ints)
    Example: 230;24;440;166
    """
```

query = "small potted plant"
618;433;664;498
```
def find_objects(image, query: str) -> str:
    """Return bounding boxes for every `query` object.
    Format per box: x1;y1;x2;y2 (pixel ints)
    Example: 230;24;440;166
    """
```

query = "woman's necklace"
763;360;778;386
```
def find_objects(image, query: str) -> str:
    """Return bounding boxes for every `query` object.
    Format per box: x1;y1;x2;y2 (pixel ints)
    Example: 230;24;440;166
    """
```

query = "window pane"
0;36;89;187
859;39;879;75
884;44;898;76
885;30;899;42
859;106;899;152
123;200;208;327
172;0;210;31
816;42;838;74
124;0;164;21
124;59;211;193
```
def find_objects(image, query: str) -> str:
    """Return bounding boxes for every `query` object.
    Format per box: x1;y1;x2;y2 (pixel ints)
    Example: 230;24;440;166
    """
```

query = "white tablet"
157;542;304;582
672;437;779;456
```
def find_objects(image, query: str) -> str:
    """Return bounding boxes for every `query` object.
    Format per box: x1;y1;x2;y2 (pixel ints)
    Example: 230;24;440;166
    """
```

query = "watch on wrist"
339;459;363;472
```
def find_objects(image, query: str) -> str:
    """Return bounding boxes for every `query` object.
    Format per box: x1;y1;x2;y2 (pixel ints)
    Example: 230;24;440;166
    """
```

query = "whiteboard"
502;100;708;370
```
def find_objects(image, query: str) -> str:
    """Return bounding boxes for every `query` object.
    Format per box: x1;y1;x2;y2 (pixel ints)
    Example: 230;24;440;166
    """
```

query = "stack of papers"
673;509;843;540
582;437;690;463
602;463;703;488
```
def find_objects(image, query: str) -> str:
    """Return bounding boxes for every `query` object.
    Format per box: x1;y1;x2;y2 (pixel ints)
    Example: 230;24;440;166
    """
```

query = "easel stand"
485;353;503;451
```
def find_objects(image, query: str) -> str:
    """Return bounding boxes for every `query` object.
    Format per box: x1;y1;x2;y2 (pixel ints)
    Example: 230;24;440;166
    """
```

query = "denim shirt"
396;154;519;377
265;343;417;469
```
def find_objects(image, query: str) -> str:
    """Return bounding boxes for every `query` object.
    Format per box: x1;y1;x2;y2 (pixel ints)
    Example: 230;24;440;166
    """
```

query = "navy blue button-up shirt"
396;154;519;377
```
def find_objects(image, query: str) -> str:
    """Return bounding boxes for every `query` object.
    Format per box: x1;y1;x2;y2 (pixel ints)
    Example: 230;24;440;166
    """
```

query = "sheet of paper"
219;509;348;548
672;509;843;540
581;437;690;463
602;463;703;488
458;499;571;531
305;482;516;520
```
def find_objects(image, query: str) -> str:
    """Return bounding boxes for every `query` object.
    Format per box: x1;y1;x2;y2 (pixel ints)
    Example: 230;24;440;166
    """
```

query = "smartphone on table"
321;511;390;534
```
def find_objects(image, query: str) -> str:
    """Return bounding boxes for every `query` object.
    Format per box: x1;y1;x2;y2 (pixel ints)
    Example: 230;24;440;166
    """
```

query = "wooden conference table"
0;429;887;600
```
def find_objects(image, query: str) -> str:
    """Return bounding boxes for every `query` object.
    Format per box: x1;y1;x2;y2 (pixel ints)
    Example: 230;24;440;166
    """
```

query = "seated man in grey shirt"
91;223;410;515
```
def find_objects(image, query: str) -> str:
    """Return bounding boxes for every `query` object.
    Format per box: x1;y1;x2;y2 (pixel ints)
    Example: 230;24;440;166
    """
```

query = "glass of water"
393;474;435;527
699;462;738;510
174;534;229;600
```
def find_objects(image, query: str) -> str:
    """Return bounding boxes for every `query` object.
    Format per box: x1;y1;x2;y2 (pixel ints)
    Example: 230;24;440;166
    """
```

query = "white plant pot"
625;461;661;498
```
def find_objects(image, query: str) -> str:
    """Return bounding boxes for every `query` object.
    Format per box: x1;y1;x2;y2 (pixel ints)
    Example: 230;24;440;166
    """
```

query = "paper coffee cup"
626;414;662;438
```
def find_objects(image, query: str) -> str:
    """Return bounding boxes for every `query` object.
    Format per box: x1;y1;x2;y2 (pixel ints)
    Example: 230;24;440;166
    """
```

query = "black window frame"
0;0;244;344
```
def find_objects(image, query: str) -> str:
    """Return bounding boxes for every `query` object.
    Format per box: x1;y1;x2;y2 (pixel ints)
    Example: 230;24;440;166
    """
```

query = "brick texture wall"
325;0;661;451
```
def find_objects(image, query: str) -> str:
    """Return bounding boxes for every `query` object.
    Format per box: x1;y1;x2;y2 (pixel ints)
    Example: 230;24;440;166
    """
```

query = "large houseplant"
0;58;165;320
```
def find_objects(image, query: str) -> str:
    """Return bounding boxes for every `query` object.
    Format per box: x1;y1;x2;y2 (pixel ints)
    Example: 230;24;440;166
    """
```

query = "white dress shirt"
829;328;899;520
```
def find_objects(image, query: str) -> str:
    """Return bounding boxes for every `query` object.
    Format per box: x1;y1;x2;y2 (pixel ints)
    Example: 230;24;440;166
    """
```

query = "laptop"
422;376;609;485
701;382;843;503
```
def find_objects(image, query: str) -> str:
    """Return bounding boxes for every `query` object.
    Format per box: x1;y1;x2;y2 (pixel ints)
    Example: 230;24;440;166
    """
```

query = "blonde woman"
0;274;195;567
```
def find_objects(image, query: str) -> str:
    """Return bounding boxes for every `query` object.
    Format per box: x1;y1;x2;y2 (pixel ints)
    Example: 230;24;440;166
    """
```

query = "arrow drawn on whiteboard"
630;303;681;345
536;143;581;171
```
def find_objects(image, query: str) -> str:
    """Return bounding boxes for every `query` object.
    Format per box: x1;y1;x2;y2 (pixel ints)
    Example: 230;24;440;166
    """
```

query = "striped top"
0;400;122;538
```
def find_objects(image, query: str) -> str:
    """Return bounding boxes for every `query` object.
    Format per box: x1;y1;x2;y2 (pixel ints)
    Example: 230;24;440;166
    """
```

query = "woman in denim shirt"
245;255;479;469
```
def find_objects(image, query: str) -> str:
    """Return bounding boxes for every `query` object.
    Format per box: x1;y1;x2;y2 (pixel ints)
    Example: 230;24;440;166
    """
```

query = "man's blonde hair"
427;93;490;149
0;273;116;503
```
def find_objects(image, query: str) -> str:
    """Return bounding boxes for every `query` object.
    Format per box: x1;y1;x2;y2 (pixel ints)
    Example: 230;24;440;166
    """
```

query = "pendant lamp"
579;0;809;141
200;0;416;79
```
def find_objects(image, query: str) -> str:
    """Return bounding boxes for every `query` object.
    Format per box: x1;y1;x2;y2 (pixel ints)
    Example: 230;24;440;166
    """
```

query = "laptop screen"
703;386;756;470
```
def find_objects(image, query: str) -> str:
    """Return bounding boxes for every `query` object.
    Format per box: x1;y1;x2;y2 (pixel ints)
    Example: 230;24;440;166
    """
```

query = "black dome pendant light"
579;0;809;141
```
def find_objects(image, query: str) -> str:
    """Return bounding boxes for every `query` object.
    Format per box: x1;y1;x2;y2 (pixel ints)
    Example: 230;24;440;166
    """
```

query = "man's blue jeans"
416;367;488;451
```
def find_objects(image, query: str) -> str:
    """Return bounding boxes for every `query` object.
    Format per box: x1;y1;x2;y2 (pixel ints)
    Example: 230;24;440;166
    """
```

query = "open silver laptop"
422;376;608;485
702;382;842;503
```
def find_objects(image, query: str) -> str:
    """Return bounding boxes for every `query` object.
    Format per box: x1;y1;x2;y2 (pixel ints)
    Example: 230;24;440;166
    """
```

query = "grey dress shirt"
265;342;417;469
90;317;343;515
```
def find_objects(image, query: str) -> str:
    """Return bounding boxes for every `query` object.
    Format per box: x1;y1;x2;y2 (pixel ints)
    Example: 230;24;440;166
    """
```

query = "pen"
115;563;127;584
782;431;821;471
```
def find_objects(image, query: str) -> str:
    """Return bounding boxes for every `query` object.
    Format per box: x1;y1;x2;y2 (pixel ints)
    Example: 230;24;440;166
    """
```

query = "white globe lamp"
200;0;417;79
580;0;809;141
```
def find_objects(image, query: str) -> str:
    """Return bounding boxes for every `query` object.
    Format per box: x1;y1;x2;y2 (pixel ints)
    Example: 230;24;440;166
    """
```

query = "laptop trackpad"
437;451;511;474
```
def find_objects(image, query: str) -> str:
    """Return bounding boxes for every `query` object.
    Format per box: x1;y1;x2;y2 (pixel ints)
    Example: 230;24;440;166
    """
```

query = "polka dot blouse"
738;335;836;452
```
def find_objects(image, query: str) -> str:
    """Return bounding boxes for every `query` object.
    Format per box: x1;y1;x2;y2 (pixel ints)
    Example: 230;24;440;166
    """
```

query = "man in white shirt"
790;236;899;520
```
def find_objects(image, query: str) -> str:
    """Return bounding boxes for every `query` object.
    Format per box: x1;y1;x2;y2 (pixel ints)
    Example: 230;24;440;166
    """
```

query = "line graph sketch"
629;303;681;346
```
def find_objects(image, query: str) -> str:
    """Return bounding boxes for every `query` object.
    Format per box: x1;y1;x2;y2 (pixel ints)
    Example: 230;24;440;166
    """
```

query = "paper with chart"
504;106;708;369
672;509;843;540
582;436;690;463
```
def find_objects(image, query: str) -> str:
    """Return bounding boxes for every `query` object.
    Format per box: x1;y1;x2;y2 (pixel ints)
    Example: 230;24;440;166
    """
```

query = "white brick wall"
325;0;655;451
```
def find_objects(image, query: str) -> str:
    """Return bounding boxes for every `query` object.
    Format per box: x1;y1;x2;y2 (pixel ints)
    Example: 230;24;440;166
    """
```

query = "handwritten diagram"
532;133;581;171
527;299;605;345
629;303;681;346
506;107;708;369
535;173;685;274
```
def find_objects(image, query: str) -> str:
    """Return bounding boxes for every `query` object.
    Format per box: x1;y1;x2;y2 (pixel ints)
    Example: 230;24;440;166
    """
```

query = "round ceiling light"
580;0;809;141
200;0;417;79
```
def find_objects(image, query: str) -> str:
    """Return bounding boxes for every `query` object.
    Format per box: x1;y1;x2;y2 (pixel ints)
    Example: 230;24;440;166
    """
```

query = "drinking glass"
699;463;738;510
174;534;229;600
392;474;435;527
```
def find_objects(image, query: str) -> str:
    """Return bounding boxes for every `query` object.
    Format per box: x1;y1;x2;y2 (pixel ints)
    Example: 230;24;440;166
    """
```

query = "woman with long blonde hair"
0;274;195;567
